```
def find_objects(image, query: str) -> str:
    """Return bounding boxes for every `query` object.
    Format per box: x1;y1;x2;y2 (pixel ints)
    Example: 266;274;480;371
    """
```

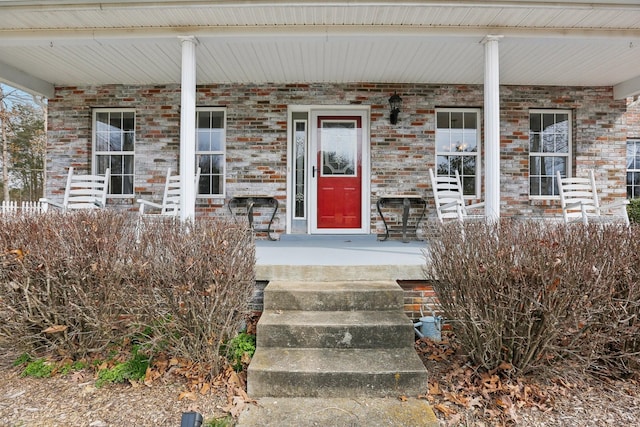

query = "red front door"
316;116;362;229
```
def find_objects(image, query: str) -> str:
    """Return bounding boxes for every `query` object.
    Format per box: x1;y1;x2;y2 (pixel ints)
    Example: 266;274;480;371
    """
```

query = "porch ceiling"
1;1;640;99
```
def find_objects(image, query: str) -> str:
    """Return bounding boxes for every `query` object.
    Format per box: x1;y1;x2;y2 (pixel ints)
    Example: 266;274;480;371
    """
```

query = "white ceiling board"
2;2;640;96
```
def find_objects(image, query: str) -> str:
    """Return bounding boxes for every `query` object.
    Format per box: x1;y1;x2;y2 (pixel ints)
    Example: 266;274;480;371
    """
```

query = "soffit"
0;2;639;95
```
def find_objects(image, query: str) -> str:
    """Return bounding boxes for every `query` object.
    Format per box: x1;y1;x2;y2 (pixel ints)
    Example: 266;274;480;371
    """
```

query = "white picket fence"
0;200;45;216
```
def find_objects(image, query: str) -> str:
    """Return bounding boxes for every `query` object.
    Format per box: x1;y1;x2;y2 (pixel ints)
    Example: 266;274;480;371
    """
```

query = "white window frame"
92;108;136;198
529;109;572;199
196;107;226;199
435;108;482;199
627;138;640;199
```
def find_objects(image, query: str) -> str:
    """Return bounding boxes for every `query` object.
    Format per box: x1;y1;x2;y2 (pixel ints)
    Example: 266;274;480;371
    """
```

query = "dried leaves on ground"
416;335;640;427
0;346;253;426
2;337;640;426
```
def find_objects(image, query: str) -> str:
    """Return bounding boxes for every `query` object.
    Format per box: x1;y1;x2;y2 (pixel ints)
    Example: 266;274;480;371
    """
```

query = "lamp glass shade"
388;93;402;112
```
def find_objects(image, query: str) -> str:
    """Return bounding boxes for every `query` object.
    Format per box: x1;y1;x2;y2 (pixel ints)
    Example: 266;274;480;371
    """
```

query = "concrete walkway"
236;397;439;427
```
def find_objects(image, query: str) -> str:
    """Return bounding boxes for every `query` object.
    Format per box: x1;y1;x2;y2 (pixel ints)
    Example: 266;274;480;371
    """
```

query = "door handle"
312;166;316;178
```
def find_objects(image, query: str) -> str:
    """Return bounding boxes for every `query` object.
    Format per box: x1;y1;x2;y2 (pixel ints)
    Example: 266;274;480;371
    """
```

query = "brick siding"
47;83;629;233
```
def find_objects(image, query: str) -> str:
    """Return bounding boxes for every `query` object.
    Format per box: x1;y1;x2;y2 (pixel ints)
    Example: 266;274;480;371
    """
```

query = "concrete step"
247;347;428;398
264;280;403;311
236;397;439;427
257;310;415;348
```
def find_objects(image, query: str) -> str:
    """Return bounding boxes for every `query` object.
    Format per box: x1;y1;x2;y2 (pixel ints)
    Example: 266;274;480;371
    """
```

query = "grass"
95;346;150;388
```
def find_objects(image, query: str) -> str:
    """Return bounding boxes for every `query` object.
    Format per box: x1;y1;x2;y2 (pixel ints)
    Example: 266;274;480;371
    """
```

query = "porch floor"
255;234;428;282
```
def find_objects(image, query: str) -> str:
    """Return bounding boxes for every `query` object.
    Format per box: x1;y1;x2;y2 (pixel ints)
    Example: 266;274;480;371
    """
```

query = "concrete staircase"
247;280;428;398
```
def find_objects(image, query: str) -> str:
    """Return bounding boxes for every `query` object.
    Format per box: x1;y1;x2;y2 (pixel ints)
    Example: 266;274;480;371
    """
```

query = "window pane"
530;134;541;152
461;155;476;175
462;130;477;152
198;130;211;151
556;133;569;153
530;177;540;196
530;156;541;175
627;142;635;170
436;131;451;152
210;129;224;151
111;176;123;195
123;132;135;151
556;114;568;125
462;176;475;196
553;157;566;176
123;175;133;195
463;112;476;129
96;133;109;151
197;111;211;129
123;156;134;174
198;154;212;175
633;172;640;198
96;156;109;174
450;130;464;152
436;112;449;129
211;154;224;174
450;112;463;129
198;175;211;194
96;113;109;132
541;177;554;196
530;113;541;132
211;112;224;129
635;143;640;169
109;113;122;130
110;133;123;152
110;155;123;174
436;156;451;175
122;112;135;131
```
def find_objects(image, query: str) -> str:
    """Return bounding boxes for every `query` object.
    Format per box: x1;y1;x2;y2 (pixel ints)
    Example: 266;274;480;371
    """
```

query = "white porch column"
483;35;502;222
179;36;198;222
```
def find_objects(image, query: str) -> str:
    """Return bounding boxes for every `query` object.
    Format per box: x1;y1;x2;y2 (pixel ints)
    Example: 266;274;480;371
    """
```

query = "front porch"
255;234;428;282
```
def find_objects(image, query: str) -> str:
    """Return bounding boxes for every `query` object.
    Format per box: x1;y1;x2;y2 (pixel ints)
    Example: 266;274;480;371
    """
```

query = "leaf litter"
415;334;640;426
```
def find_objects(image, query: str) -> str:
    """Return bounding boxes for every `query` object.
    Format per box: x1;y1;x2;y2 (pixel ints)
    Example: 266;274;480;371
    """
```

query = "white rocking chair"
556;170;629;226
429;169;484;223
137;167;201;217
39;167;110;212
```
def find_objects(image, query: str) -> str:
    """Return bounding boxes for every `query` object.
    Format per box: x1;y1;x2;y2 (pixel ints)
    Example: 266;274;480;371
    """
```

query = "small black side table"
228;195;279;241
376;195;427;243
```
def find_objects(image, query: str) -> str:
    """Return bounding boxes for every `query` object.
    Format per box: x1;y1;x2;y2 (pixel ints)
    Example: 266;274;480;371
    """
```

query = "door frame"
286;105;371;235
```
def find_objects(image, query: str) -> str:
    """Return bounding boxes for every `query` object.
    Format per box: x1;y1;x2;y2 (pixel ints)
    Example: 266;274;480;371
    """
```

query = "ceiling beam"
0;60;55;98
0;25;639;47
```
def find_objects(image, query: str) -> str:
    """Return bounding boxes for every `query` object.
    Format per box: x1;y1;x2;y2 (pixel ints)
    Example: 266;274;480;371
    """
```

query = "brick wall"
47;83;628;232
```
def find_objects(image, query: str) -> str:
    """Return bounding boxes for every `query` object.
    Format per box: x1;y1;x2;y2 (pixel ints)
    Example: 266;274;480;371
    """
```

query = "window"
627;139;640;199
293;119;307;218
93;109;135;196
529;110;571;197
196;108;226;197
435;109;481;197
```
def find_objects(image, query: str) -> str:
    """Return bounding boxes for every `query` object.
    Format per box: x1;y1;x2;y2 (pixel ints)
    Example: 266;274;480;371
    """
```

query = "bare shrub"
427;220;640;376
0;211;137;355
0;212;255;378
567;224;640;378
131;217;255;376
